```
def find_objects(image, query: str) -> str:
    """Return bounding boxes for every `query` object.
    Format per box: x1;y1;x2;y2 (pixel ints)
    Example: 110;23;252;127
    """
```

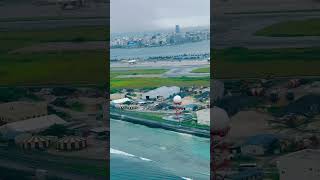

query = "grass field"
110;69;168;78
112;108;210;130
111;76;210;90
0;26;108;85
255;18;320;37
191;67;210;73
64;163;107;177
0;51;107;85
0;26;108;52
213;47;320;78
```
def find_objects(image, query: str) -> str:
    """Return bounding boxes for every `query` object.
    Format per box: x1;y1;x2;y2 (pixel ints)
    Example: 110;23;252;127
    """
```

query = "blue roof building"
241;134;279;156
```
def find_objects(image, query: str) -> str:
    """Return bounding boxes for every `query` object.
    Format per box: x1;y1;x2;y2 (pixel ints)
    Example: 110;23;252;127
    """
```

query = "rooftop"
244;134;278;148
0;114;66;132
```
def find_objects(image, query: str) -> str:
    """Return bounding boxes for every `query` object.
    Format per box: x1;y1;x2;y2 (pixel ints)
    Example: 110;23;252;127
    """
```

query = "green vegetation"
111;76;209;90
0;166;35;180
213;47;320;78
0;26;107;85
40;124;73;138
191;67;210;73
64;163;107;177
122;110;165;122
70;102;85;112
0;51;107;85
255;18;320;37
0;26;108;52
232;155;256;165
180;120;210;130
110;69;168;78
226;9;320;15
112;109;209;130
0;87;42;101
0;16;107;23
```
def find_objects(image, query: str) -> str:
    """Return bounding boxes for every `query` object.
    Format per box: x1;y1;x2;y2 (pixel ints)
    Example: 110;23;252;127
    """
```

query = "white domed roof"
173;95;182;104
211;106;230;131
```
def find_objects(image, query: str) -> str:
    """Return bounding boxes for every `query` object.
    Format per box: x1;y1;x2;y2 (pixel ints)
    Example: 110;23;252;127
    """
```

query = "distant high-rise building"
175;25;180;34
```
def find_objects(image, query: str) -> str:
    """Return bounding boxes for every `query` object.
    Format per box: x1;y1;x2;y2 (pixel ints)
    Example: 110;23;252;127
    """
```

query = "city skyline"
111;0;210;33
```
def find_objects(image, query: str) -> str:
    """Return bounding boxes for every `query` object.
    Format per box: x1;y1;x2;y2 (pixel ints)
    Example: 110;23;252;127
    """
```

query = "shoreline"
110;112;210;138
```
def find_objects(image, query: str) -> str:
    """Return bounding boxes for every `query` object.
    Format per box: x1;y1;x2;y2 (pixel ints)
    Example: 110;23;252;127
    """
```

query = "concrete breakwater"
110;112;210;138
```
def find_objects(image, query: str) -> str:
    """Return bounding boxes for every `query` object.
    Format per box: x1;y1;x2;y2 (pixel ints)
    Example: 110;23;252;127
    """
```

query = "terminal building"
142;86;180;100
0;101;47;123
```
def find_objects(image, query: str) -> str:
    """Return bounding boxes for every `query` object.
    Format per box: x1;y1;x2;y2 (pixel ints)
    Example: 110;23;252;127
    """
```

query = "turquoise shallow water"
110;119;210;180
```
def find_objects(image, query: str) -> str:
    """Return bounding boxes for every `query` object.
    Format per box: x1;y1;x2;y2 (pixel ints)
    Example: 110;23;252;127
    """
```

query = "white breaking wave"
139;157;152;162
110;148;135;157
110;148;153;162
176;132;193;138
181;177;193;180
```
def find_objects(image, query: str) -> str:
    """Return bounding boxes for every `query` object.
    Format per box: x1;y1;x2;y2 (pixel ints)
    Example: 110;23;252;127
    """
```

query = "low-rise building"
0;114;66;139
111;98;132;105
241;134;279;156
110;93;126;100
0;101;47;123
277;149;320;180
184;104;198;111
142;86;180;100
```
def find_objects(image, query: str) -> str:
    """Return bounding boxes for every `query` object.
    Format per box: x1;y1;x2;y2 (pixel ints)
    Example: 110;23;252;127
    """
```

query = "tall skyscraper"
175;25;180;34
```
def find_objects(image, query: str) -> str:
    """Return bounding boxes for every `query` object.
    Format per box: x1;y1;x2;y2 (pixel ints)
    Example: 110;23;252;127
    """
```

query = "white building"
277;149;320;180
142;86;180;100
111;98;131;104
0;114;66;139
196;109;210;126
110;93;126;100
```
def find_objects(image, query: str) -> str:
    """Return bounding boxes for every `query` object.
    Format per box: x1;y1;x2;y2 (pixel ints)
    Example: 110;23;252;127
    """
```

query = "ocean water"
110;119;210;180
110;40;210;59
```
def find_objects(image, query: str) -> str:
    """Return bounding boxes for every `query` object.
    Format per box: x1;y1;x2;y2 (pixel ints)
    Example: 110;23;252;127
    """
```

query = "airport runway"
111;60;210;78
0;1;108;30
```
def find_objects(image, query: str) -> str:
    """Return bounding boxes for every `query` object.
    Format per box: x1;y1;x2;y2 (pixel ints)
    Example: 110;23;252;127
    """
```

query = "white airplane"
127;59;137;64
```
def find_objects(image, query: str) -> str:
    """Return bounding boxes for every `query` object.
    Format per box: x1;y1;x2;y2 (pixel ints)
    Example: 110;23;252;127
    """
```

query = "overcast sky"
111;0;210;33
